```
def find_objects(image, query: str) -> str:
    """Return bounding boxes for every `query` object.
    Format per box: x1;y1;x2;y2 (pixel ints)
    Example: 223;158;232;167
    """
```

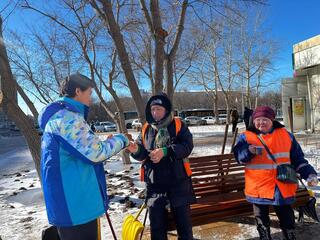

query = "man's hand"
248;145;256;154
307;174;318;187
149;148;164;164
106;134;113;139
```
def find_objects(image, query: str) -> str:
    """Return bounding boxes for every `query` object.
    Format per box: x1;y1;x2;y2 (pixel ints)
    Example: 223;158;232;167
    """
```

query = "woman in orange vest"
233;106;318;240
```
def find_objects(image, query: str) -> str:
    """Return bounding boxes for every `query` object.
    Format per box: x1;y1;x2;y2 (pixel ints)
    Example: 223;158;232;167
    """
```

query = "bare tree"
90;0;189;103
237;10;276;109
125;3;197;103
138;0;189;100
0;16;41;179
259;90;282;113
89;0;146;121
8;31;59;111
23;0;140;163
189;7;241;123
188;22;221;122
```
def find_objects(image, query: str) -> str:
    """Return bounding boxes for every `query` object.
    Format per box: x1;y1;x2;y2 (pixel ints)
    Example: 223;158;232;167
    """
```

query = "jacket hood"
38;97;89;131
145;94;172;124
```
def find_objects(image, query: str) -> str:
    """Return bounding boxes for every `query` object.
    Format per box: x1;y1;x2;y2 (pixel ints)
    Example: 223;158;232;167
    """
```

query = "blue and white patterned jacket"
38;97;129;227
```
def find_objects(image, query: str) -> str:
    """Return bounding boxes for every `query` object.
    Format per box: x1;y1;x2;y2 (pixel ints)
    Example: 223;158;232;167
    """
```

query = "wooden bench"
167;153;314;230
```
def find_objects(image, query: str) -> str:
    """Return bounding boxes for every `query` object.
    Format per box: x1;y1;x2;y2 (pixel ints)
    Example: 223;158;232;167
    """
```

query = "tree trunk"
153;37;164;94
164;55;174;101
107;89;131;164
3;97;41;178
92;0;146;122
214;74;219;122
225;96;230;124
150;0;165;94
246;69;251;108
255;85;259;109
214;93;218;122
0;17;41;179
165;0;188;99
16;83;39;120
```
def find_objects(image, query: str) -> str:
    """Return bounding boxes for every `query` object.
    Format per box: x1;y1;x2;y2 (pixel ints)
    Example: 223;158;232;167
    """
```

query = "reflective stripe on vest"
246;162;291;170
266;152;290;160
246;164;277;170
244;128;297;199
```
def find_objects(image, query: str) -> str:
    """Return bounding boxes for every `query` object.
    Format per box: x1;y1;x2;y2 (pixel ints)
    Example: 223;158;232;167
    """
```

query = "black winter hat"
145;93;172;123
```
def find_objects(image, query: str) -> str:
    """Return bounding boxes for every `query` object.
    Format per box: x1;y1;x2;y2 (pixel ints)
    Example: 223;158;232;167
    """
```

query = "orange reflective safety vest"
244;128;298;199
140;117;192;181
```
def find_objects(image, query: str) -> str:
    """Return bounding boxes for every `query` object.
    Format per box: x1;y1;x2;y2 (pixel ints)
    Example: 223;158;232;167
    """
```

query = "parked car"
125;119;134;129
131;119;142;130
201;116;215;125
94;122;104;132
218;114;227;124
175;116;188;125
103;122;117;132
184;116;206;126
94;121;116;132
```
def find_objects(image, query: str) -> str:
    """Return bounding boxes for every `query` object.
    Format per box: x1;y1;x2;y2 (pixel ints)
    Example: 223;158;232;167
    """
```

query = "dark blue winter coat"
131;94;195;208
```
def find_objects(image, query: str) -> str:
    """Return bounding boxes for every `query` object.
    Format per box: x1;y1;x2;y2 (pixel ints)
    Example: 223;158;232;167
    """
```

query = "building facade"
282;34;320;132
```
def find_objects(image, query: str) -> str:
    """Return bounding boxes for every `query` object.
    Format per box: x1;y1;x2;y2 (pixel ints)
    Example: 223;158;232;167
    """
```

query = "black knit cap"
145;93;172;123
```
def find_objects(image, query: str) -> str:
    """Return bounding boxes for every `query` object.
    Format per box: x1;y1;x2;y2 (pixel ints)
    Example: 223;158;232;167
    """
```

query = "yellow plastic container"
122;203;146;240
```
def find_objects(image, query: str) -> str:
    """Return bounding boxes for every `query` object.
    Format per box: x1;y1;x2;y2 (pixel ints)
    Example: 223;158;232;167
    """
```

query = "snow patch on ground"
0;127;319;239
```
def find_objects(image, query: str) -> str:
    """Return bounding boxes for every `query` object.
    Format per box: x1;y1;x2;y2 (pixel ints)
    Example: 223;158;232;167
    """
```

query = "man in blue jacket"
38;73;130;240
127;93;195;240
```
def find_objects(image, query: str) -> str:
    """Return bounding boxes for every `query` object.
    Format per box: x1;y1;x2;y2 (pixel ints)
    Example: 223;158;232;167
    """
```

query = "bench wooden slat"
190;159;240;165
192;172;245;184
194;186;245;195
189;154;234;163
190;161;239;169
192;166;245;177
167;154;314;230
191;163;244;173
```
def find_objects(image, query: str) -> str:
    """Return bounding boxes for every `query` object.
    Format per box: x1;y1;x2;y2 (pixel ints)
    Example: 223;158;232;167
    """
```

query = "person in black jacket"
90;120;96;132
127;93;195;240
230;107;239;134
244;106;253;129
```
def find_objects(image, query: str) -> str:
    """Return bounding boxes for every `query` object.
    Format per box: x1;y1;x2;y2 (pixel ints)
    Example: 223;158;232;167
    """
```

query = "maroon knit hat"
252;106;275;121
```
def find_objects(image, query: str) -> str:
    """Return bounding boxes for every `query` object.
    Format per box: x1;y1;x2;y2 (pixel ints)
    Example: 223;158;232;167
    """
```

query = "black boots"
282;229;296;240
257;224;272;240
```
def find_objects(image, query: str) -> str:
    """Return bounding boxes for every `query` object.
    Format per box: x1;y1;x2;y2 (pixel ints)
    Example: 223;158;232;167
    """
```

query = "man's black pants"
253;203;295;230
57;219;98;240
232;122;238;134
149;203;193;240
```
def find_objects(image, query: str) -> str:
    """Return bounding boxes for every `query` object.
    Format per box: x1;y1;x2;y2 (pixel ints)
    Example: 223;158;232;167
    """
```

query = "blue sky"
1;1;320;113
2;0;319;81
265;0;320;79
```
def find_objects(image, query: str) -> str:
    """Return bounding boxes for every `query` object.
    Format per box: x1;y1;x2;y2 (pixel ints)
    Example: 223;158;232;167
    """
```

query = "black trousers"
149;201;193;240
57;219;98;240
253;203;295;230
232;122;238;134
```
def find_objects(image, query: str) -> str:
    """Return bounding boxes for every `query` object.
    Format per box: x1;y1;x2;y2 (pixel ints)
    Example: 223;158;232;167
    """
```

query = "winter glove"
307;174;318;187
